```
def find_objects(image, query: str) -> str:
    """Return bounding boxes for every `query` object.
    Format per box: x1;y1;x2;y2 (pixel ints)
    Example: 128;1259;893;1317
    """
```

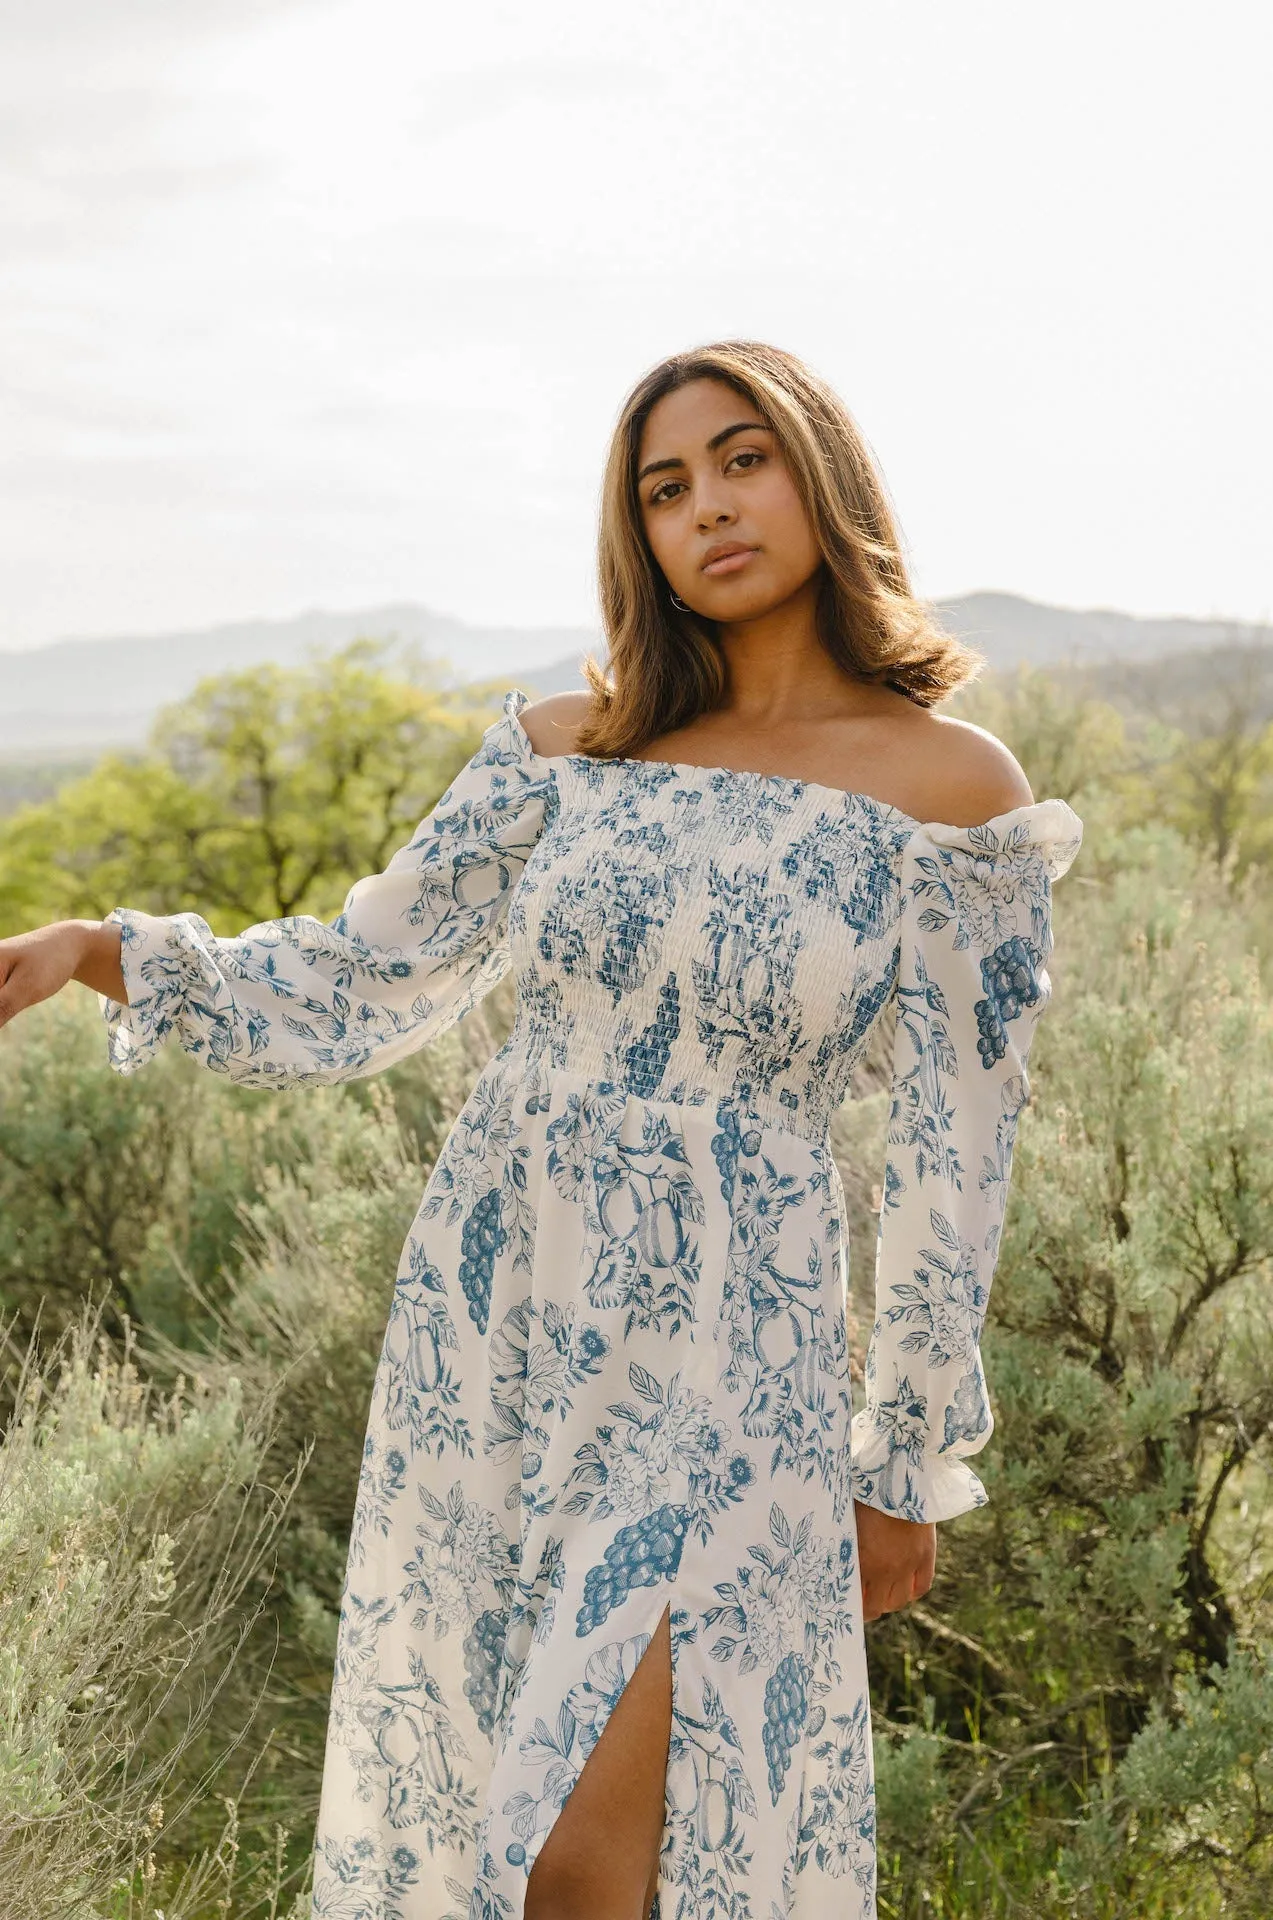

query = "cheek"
759;475;821;573
640;511;675;575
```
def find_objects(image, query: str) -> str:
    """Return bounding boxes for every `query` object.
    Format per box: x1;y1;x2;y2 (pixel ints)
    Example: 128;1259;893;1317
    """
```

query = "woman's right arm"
0;918;126;1030
0;690;556;1088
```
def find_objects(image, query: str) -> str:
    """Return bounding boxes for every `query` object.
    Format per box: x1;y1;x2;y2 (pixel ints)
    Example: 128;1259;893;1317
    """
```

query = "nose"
692;472;738;530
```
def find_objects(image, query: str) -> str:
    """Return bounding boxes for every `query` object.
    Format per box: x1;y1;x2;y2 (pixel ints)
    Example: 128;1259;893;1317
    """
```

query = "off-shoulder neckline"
501;688;1084;848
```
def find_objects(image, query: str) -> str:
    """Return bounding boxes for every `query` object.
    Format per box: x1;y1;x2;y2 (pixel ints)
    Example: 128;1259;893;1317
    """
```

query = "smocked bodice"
501;754;919;1143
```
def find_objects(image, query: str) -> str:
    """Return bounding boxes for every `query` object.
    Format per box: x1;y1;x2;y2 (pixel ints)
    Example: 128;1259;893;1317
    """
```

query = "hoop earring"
669;590;692;613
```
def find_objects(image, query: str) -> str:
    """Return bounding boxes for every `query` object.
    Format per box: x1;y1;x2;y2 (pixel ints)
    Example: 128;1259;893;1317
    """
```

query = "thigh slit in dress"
101;687;1083;1920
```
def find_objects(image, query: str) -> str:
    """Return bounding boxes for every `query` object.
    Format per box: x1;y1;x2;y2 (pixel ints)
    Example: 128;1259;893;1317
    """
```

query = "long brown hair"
575;340;983;759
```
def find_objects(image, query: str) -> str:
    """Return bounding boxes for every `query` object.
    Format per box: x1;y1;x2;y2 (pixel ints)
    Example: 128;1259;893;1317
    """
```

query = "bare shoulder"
516;690;593;759
906;710;1035;827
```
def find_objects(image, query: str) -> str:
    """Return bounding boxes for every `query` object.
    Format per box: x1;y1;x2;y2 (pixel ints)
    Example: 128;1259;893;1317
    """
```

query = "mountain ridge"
0;590;1268;756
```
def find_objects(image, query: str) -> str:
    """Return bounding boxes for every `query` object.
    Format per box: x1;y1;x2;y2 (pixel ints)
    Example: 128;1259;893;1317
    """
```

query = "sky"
2;0;1270;652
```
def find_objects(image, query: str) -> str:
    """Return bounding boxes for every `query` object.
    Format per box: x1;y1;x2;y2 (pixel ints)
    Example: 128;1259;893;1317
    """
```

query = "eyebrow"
635;420;770;485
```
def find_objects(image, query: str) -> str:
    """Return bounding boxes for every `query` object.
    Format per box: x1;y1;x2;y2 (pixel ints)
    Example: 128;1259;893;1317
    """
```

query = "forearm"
69;919;127;1004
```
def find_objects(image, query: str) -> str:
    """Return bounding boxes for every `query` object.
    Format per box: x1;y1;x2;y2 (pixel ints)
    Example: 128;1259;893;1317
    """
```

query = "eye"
648;449;768;506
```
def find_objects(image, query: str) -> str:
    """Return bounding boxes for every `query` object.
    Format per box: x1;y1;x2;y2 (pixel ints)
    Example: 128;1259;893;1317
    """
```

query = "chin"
704;585;789;625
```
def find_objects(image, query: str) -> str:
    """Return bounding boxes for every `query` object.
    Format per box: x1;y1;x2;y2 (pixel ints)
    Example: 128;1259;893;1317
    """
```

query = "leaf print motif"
379;1251;473;1462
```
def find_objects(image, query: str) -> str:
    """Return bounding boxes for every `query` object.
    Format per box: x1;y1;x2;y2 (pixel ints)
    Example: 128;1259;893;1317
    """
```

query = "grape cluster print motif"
975;934;1043;1066
99;686;1082;1920
575;1504;691;1634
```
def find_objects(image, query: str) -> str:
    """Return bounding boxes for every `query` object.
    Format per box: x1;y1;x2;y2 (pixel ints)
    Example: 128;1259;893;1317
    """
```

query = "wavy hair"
575;340;983;759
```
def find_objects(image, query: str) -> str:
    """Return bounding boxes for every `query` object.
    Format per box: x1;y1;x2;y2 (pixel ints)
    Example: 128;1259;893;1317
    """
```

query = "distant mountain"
933;592;1269;672
0;591;1268;758
0;604;599;756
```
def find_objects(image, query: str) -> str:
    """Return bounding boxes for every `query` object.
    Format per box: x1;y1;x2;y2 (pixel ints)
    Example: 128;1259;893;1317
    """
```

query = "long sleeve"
850;798;1084;1523
100;688;555;1088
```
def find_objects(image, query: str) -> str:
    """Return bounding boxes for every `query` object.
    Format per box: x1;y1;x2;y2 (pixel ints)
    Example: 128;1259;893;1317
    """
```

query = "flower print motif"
483;1299;614;1520
563;1363;750;1545
347;1438;411;1563
574;1323;608;1366
882;1207;987;1371
798;1696;876;1890
909;825;1055;961
736;1559;802;1671
497;1536;568;1735
600;1426;674;1515
565;1633;653;1758
545;1083;628;1208
421;1065;524;1229
402;1482;517;1640
536;848;687;1003
329;1588;400;1685
703;772;805;847
311;1829;424;1920
780;802;907;941
703;1502;835;1677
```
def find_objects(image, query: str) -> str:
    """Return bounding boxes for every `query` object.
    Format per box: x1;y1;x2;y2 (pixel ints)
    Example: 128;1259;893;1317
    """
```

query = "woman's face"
636;376;823;622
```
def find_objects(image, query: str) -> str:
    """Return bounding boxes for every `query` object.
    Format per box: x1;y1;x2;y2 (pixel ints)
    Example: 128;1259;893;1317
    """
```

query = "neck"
713;573;871;723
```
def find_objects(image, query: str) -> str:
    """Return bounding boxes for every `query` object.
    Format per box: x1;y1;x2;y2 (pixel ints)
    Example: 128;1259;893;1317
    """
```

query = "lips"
701;543;758;575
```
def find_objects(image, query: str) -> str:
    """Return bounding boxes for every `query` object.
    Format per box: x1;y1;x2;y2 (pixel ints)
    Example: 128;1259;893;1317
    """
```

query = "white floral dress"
102;687;1083;1920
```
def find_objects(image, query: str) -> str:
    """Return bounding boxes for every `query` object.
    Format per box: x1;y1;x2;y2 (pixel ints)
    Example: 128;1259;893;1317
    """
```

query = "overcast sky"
2;0;1269;652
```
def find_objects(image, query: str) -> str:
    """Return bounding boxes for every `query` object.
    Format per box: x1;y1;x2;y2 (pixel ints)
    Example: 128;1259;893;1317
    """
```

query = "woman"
0;341;1083;1920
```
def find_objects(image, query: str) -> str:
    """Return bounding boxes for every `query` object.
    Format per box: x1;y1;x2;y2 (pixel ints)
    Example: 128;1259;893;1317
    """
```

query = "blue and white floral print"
101;687;1082;1919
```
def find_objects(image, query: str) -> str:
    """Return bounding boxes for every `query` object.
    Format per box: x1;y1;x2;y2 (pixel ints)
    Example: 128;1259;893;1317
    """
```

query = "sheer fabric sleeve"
849;798;1084;1524
100;688;554;1088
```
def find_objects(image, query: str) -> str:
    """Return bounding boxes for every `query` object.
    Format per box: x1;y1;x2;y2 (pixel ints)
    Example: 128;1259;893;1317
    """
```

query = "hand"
0;920;126;1031
853;1499;936;1621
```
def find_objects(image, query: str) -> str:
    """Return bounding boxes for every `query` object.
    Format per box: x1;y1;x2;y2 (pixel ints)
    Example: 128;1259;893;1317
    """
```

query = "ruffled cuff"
101;905;233;1075
849;1409;991;1525
921;796;1084;882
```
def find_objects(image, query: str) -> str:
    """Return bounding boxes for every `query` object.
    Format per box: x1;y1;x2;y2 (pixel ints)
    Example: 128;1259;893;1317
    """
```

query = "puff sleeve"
100;688;555;1088
849;799;1084;1523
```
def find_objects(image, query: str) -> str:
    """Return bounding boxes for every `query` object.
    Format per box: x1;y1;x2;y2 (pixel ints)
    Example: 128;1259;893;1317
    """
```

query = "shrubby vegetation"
1;643;1270;1916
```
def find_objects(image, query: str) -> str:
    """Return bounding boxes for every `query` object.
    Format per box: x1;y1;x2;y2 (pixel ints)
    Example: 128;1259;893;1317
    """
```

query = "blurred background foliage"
1;639;1271;1917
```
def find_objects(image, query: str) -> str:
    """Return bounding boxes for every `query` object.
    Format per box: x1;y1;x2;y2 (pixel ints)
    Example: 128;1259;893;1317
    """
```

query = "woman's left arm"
851;799;1085;1532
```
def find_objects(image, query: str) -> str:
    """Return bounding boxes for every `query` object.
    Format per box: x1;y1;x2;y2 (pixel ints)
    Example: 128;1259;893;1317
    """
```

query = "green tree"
0;641;506;935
